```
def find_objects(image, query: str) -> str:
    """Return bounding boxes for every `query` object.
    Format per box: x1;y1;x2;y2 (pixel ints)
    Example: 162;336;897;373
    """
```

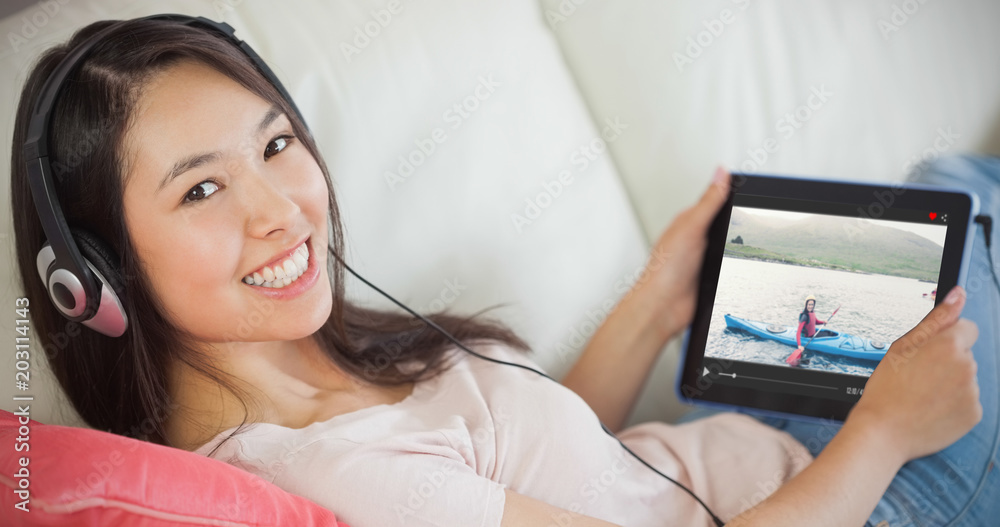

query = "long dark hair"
800;298;816;318
10;18;529;454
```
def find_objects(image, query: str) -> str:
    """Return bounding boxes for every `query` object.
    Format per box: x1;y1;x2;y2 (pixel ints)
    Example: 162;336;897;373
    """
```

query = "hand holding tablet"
677;172;981;422
851;285;981;461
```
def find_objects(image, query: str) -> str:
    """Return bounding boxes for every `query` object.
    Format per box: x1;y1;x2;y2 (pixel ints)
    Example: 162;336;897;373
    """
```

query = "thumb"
896;286;965;351
694;166;731;221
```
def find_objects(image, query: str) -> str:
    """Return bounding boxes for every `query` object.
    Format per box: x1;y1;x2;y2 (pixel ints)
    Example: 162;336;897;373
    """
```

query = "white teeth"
242;242;311;289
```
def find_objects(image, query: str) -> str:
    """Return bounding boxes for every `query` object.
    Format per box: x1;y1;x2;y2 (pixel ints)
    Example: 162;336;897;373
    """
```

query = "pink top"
195;344;813;526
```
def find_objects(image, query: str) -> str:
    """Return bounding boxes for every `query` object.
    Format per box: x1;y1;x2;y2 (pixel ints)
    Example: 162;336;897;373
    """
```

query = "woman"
796;295;828;348
9;17;997;527
785;294;830;366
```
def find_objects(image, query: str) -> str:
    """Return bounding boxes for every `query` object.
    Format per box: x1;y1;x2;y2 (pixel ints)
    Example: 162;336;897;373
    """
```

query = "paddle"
786;305;840;367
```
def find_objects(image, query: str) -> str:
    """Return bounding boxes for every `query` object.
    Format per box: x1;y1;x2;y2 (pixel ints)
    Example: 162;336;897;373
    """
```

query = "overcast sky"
738;207;947;247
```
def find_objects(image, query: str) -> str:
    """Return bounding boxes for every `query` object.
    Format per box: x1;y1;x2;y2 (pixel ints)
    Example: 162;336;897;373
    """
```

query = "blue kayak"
723;314;889;362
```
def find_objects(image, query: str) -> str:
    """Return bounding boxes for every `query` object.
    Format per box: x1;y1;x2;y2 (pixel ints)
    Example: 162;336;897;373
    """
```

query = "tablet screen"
696;193;950;407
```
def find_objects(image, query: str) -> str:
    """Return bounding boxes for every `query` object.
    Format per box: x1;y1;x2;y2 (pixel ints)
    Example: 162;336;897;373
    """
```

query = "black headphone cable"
339;214;998;527
338;259;727;527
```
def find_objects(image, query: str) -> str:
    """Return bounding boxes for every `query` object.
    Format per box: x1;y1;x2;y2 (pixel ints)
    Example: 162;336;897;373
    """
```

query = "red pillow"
0;409;349;526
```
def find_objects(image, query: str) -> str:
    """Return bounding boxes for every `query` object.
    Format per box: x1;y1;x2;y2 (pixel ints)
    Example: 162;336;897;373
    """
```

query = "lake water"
705;257;937;376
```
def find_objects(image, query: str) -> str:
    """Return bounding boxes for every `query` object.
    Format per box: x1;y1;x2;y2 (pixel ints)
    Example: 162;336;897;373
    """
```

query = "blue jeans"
680;155;1000;526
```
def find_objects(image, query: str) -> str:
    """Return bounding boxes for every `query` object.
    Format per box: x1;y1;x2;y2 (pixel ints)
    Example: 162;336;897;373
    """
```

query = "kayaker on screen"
795;294;827;353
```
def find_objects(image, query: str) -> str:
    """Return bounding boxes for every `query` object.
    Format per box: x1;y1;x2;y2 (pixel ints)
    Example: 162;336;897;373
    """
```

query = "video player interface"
697;196;948;403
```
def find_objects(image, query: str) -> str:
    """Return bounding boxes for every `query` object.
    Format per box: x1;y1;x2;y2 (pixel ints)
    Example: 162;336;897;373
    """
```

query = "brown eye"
184;181;219;203
264;135;293;160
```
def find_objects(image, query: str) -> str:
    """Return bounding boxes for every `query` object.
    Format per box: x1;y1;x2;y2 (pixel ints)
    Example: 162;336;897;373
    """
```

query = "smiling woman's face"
122;60;332;345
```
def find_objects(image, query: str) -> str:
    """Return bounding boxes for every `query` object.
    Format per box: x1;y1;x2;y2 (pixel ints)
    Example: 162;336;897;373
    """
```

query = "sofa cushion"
0;410;347;526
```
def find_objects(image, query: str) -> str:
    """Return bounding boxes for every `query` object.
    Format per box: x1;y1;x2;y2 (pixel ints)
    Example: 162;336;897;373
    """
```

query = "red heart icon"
929;212;937;220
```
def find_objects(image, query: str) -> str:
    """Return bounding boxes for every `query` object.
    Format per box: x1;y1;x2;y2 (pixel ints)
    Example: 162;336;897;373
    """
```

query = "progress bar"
704;368;838;391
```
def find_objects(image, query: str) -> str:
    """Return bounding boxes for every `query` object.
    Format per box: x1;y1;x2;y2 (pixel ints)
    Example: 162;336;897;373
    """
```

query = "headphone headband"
23;14;306;334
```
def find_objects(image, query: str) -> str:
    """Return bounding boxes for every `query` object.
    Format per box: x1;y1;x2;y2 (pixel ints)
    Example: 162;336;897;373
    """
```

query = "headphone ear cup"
72;229;126;302
73;230;129;336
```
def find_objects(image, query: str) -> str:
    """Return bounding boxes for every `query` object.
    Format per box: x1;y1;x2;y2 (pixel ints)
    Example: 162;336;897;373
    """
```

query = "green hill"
725;208;942;281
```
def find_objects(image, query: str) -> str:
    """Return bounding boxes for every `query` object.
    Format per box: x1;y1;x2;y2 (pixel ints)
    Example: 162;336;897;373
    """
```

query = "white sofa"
2;0;998;431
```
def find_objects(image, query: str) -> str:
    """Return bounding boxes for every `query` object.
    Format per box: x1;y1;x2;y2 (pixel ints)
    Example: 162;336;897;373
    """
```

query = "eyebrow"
157;104;285;193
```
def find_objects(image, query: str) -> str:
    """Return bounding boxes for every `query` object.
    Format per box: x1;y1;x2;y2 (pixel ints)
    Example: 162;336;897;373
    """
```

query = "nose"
240;165;300;239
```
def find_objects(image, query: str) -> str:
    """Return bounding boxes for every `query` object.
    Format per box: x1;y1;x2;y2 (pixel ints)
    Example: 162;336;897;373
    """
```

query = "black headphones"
22;14;307;338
